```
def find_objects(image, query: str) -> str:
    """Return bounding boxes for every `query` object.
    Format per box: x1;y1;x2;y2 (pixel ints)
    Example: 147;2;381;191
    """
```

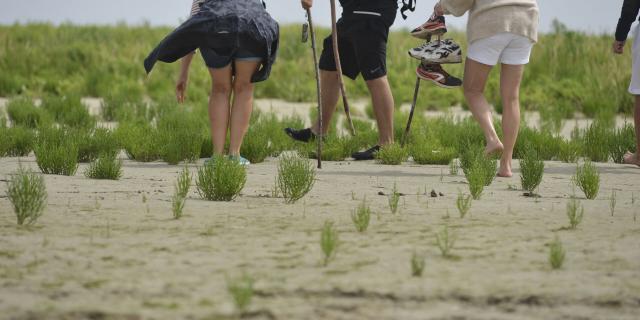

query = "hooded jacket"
144;0;279;83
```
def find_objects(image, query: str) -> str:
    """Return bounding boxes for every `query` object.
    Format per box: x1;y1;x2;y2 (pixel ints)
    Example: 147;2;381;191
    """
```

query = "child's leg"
228;60;260;156
498;63;525;177
463;58;503;155
208;65;233;155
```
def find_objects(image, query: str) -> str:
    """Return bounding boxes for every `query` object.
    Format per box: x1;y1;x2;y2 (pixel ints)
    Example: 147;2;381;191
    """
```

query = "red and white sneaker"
410;15;447;39
416;64;462;89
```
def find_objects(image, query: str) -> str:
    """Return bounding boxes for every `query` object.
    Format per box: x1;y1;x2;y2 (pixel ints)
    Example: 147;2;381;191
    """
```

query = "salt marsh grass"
0;126;35;157
276;152;316;204
351;197;371;232
410;139;456;165
466;163;486;200
435;225;456;258
321;221;339;266
172;167;191;219
573;161;600;200
196;156;246;201
34;127;79;176
566;197;584;229
157;111;202;165
117;122;162;162
411;251;426;277
226;274;254;314
376;144;408;165
6;166;47;225
520;144;545;194
6;97;50;128
456;190;472;219
41;95;95;129
387;183;400;214
549;236;566;270
77;128;120;163
84;154;123;180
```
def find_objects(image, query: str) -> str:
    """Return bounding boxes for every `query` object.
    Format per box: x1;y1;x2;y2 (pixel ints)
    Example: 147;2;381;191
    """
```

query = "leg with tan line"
498;63;526;177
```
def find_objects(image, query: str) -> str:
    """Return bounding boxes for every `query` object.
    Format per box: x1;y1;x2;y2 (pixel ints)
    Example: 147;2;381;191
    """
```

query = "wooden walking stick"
330;0;356;136
402;76;421;147
305;9;323;169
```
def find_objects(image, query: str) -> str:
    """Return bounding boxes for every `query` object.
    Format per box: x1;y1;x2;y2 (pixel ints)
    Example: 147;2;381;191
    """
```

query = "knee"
501;91;520;106
233;80;254;94
211;81;232;96
463;85;484;100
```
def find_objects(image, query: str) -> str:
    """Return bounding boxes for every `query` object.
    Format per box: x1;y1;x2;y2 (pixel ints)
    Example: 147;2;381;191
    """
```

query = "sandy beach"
1;151;639;319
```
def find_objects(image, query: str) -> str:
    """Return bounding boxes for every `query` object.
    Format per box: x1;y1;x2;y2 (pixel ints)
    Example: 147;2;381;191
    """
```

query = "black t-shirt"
616;0;640;41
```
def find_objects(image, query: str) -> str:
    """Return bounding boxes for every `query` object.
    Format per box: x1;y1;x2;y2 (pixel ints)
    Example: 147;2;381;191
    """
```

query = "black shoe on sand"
352;145;381;161
285;128;315;143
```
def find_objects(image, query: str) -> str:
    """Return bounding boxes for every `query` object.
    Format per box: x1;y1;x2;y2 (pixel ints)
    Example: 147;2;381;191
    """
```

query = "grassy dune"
0;22;633;117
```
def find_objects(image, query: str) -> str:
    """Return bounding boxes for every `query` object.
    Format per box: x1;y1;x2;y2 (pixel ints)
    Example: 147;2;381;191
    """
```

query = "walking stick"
330;0;356;136
402;35;433;147
402;76;421;147
306;9;323;169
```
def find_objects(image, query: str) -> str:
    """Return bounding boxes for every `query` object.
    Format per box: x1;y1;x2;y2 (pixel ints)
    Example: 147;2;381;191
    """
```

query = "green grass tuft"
376;143;408;165
226;274;254;315
411;251;426;277
196;155;246;201
573;160;600;200
519;143;545;194
276;152;316;204
549;236;566;270
84;154;123;180
6;165;47;225
351;197;371;232
320;220;339;266
34;127;79;176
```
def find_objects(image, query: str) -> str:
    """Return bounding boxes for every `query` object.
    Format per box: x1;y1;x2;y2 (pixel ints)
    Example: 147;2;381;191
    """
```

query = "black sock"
284;128;315;143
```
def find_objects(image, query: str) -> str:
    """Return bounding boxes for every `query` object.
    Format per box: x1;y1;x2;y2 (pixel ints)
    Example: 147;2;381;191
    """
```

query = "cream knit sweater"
439;0;539;43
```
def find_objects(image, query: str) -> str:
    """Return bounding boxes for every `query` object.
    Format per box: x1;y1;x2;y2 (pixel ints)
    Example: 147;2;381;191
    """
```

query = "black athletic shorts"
319;10;396;81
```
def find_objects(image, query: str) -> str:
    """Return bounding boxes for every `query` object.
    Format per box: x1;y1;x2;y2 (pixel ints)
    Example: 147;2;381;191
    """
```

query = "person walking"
144;0;279;165
285;0;399;160
614;0;640;167
432;0;539;177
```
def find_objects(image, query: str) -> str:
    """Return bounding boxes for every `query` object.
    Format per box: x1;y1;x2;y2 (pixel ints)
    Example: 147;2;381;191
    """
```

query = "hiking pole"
305;9;323;169
402;76;421;147
402;35;432;147
330;0;356;136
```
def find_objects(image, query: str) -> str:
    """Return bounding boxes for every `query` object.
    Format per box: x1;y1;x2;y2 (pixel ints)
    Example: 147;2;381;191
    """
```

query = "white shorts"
467;32;534;66
630;23;640;95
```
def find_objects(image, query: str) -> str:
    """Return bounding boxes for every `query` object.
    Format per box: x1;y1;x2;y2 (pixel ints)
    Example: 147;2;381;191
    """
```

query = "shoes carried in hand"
408;39;462;64
410;15;447;39
416;63;462;89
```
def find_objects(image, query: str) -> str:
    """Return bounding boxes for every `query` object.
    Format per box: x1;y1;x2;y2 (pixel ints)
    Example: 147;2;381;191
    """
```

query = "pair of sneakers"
409;15;463;89
283;128;381;160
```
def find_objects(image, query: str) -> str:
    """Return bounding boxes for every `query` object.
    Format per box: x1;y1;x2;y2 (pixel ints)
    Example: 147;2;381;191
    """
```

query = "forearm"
179;52;195;78
615;0;640;42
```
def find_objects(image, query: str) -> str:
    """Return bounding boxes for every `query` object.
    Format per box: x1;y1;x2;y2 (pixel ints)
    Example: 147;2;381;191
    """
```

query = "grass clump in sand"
6;97;50;128
277;152;316;204
466;162;486;200
172;167;191;219
581;121;611;162
351;197;371;232
456;190;472;218
410;140;457;165
77;128;120;163
84;154;123;180
157;111;202;165
376;143;408;165
549;236;566;270
460;145;497;187
566;197;584;229
411;251;426;277
387;182;400;214
520;144;545;194
449;159;459;175
196;156;246;201
573;160;600;200
1;126;35;157
227;274;254;315
435;225;456;258
6;165;47;225
558;139;581;163
34;127;79;176
117;122;161;162
321;221;339;266
41;95;95;129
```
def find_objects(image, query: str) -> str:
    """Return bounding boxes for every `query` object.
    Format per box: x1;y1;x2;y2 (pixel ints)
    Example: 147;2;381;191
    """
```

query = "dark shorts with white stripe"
319;10;395;81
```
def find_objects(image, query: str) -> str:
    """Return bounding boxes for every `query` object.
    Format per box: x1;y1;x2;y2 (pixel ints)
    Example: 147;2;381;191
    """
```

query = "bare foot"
485;140;504;157
623;152;640;167
497;159;512;177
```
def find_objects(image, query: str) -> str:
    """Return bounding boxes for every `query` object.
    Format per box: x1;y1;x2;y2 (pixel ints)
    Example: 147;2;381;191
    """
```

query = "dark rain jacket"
144;0;279;83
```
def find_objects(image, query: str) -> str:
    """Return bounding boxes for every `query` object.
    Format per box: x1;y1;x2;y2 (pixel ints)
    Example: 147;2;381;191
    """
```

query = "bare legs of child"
208;60;261;157
463;58;525;177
